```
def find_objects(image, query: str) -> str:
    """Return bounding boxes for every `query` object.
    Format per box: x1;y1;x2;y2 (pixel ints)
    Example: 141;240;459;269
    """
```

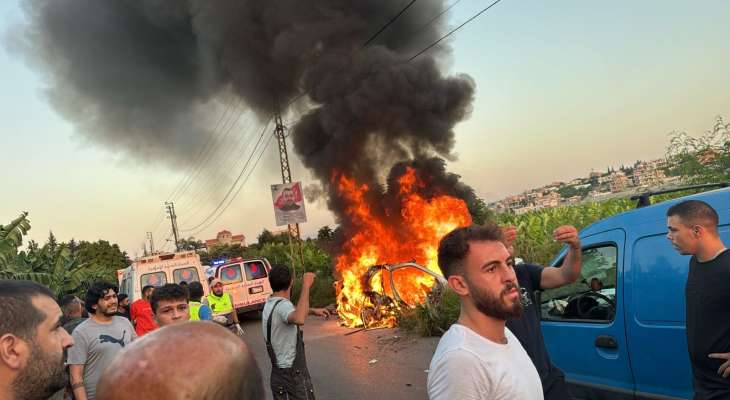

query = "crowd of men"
0;276;270;399
0;199;728;400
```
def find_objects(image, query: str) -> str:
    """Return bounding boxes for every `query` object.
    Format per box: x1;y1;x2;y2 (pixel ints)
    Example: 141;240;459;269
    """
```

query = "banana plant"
0;212;31;268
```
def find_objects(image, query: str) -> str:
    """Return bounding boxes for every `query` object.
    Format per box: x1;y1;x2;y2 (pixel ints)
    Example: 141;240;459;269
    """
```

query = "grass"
398;285;460;336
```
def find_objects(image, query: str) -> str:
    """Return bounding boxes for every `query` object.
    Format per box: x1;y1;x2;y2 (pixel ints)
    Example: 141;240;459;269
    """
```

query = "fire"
335;167;472;328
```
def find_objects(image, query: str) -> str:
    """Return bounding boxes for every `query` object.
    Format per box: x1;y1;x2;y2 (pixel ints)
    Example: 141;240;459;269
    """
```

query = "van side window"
244;261;268;281
140;272;167;288
173;267;200;283
540;244;618;322
220;263;243;284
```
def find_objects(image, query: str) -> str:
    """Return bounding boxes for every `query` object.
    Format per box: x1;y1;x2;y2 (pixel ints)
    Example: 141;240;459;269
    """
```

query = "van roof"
581;186;730;237
135;250;199;264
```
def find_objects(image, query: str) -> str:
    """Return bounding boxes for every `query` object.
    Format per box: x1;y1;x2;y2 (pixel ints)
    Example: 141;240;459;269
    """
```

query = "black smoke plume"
17;0;476;220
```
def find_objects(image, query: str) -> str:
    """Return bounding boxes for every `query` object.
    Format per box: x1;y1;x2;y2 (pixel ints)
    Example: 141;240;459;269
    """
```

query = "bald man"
95;322;264;400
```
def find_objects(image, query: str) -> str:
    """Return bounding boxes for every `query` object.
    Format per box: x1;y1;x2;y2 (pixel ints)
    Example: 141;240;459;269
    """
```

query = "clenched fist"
553;225;580;249
302;272;316;288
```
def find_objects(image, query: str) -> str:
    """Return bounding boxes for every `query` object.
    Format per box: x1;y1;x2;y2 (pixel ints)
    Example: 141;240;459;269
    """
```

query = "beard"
467;279;523;320
12;340;67;400
98;303;118;317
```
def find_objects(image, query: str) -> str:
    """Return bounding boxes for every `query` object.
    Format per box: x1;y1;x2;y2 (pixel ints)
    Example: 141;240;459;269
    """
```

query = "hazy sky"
2;0;729;256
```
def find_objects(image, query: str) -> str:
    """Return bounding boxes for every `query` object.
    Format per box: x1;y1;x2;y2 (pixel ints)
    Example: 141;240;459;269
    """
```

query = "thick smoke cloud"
17;0;226;166
18;0;476;219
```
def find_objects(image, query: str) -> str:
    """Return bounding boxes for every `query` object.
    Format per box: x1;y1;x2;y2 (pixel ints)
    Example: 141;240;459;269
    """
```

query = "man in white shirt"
428;223;544;400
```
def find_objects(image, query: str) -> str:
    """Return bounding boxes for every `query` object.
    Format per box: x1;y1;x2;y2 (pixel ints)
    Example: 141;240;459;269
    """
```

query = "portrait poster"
271;181;307;226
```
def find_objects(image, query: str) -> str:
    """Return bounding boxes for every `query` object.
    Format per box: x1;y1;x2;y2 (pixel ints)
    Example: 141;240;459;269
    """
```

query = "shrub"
398;284;460;336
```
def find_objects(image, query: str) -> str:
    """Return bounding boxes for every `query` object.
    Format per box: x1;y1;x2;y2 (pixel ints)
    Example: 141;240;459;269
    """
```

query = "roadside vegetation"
0;212;130;299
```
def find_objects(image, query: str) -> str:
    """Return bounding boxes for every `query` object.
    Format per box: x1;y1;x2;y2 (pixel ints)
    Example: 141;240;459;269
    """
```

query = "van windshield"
173;267;200;283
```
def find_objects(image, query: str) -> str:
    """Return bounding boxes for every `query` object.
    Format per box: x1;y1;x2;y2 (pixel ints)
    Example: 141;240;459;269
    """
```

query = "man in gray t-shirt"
262;267;329;400
69;282;136;400
262;296;298;367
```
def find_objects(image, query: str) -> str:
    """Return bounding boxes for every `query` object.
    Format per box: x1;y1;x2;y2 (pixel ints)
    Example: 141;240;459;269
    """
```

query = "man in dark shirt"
503;225;583;400
667;200;730;399
60;294;87;334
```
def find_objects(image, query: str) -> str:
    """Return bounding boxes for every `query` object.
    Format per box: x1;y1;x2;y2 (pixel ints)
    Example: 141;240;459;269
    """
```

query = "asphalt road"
240;316;439;400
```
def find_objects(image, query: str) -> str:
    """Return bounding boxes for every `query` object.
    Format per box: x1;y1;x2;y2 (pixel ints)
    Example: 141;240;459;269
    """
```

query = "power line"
176;94;307;237
363;0;419;47
174;110;260;214
170;97;245;205
178;117;273;233
167;95;240;202
411;0;463;37
145;94;239;242
176;118;270;232
188;133;276;237
408;0;503;61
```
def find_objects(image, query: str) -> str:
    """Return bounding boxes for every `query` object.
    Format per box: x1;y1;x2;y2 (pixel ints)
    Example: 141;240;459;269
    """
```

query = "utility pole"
273;107;305;274
146;231;155;254
165;202;180;252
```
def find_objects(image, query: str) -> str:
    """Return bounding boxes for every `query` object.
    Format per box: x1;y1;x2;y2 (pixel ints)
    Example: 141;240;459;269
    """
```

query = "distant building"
589;190;612;199
564;196;582;205
568;178;585;186
610;172;631;193
205;230;246;249
535;191;561;208
632;162;666;187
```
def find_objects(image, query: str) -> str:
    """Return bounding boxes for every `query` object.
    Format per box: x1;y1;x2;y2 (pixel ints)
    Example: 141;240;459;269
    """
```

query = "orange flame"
335;167;472;327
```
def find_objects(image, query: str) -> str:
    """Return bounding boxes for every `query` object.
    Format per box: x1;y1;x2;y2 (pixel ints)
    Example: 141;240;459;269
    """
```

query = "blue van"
539;186;730;399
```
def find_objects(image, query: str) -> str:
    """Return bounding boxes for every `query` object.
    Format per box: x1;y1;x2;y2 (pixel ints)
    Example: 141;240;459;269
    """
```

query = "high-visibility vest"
189;301;202;321
207;293;233;316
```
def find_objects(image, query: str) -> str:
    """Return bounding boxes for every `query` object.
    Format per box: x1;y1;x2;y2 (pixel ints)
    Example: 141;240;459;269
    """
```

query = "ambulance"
210;257;273;314
117;250;208;302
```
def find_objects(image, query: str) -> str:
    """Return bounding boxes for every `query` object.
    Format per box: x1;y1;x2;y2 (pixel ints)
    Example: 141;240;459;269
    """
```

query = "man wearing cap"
207;278;244;336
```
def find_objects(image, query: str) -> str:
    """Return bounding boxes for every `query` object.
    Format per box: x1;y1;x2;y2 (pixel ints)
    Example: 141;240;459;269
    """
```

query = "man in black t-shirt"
667;200;730;400
503;225;583;400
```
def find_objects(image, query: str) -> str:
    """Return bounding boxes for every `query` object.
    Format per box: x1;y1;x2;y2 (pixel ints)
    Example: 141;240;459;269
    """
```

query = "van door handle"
595;335;618;349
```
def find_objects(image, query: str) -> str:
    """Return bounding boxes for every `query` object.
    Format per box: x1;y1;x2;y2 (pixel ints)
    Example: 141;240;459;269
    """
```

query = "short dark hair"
268;265;292;292
60;294;81;315
117;293;129;303
438;223;504;278
0;280;55;340
188;281;204;300
150;284;188;314
141;285;155;297
667;200;719;231
85;281;118;314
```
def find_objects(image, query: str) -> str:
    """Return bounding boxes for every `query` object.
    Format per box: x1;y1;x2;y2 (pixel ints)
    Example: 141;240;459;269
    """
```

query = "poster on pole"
271;181;307;226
